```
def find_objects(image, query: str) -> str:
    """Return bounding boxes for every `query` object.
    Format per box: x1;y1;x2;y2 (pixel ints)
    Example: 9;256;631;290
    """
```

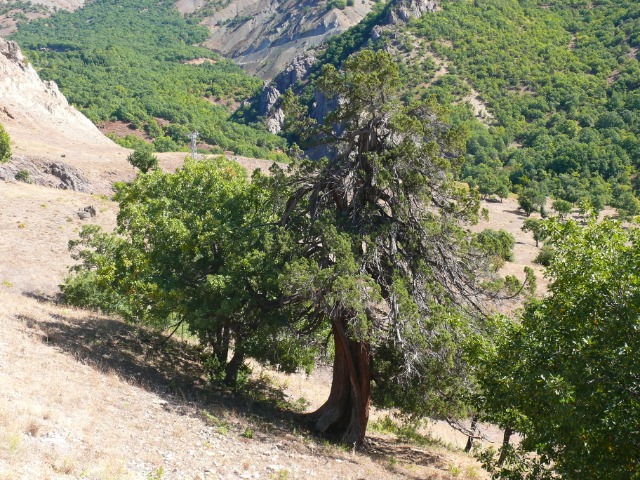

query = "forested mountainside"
0;0;85;35
178;0;375;80
296;0;640;216
7;0;640;210
9;0;288;159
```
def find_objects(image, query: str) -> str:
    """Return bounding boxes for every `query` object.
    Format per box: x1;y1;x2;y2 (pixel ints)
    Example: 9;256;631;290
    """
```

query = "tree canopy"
477;217;640;479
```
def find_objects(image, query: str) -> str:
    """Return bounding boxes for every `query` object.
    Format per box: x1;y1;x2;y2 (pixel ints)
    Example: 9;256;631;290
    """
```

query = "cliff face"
178;0;375;80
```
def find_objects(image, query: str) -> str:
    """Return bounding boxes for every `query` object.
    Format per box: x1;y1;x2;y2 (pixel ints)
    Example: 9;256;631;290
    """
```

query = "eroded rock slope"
178;0;375;80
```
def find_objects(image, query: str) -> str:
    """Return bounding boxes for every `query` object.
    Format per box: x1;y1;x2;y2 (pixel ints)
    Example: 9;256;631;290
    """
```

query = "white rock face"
0;37;132;194
0;37;113;148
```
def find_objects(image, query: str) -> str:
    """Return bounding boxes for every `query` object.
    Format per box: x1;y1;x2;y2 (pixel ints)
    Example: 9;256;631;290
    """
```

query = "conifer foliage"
63;49;504;447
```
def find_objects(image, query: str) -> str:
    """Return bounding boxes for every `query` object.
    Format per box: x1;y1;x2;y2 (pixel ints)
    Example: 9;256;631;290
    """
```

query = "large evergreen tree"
63;50;518;447
277;49;502;445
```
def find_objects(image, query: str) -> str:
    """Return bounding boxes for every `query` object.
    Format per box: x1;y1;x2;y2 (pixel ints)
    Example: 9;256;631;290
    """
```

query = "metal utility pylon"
188;131;199;159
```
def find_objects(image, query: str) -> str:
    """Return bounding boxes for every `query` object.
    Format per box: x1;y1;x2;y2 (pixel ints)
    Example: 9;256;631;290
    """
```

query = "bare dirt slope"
1;171;537;479
0;37;133;194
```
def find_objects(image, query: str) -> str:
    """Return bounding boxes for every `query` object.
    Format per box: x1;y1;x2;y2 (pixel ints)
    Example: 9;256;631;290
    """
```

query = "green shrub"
476;229;515;269
0;122;11;163
534;245;555;267
127;147;159;173
14;169;31;183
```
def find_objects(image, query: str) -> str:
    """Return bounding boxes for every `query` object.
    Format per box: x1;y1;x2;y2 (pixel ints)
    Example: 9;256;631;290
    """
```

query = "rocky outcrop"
0;37;130;194
193;0;375;80
259;84;282;118
386;0;439;24
0;156;94;192
258;52;318;133
275;52;317;93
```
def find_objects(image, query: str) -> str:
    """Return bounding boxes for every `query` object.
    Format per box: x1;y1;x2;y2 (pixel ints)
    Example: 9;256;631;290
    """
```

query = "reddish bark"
306;317;372;447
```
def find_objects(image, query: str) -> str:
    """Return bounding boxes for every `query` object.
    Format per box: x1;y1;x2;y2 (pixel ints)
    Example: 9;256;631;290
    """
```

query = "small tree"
477;218;640;479
551;198;572;218
475;229;515;269
0;122;11;163
126;146;158;173
517;186;545;217
521;218;547;247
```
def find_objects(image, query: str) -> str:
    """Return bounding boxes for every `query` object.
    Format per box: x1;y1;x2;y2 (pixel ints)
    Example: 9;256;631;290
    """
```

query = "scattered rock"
274;52;317;94
386;0;439;24
0;155;94;192
77;205;96;219
44;161;93;192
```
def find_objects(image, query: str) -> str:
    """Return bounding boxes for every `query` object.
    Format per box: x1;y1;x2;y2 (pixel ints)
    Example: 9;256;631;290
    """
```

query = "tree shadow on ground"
16;294;466;476
15;300;302;429
364;437;451;479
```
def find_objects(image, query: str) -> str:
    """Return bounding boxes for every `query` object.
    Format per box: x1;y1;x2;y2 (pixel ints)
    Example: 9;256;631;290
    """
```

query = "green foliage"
14;169;30;183
327;0;347;10
475;229;515;269
11;0;286;157
126;146;158;173
521;218;547;247
63;157;319;385
407;0;640;207
517;187;545;217
534;245;555;267
0;122;11;163
282;49;512;439
477;218;640;479
551;198;573;217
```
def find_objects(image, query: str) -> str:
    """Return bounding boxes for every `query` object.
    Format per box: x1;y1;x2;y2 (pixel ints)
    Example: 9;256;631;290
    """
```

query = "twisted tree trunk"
306;317;372;447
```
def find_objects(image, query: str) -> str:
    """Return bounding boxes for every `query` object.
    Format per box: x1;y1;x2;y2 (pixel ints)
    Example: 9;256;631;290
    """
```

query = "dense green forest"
10;0;287;159
313;0;640;215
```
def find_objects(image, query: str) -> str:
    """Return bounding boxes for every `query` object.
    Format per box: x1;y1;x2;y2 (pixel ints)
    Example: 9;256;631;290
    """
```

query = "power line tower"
188;131;199;159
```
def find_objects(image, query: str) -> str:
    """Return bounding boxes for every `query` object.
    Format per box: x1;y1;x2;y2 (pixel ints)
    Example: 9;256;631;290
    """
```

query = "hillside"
1;175;538;478
0;36;132;194
0;0;84;36
178;0;375;80
0;30;534;479
9;0;288;158
258;0;640;215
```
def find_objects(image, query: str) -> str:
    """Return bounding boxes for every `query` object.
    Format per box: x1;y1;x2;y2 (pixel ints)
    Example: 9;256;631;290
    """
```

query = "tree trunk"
464;414;479;453
306;317;371;447
224;345;245;386
498;426;514;465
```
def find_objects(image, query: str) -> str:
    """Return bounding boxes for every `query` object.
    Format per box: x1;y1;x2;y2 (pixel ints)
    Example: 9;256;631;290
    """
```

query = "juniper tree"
277;49;504;446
